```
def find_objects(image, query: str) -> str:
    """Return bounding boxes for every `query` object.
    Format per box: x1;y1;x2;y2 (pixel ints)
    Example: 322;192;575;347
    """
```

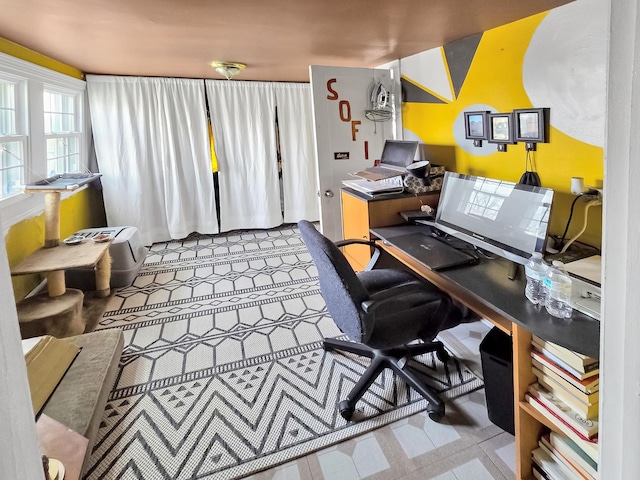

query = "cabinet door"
341;191;372;271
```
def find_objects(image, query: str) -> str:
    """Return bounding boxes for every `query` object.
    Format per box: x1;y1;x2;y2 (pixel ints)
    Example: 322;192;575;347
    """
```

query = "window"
0;78;26;198
0;52;88;227
44;89;82;176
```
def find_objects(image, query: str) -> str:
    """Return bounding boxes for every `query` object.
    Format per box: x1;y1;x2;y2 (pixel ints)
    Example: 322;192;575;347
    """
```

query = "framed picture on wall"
513;108;548;143
464;111;489;147
487;113;515;151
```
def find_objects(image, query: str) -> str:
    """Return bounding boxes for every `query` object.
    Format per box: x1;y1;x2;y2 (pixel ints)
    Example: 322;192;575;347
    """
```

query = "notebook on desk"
351;140;418;181
384;232;478;271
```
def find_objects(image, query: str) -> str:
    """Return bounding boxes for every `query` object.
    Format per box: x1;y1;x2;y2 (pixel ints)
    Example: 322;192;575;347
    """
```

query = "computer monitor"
379;140;418;168
435;172;554;265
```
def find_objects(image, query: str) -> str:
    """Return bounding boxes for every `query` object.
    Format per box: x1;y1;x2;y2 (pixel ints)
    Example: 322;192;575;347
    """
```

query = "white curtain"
273;83;320;222
86;75;218;245
205;80;282;232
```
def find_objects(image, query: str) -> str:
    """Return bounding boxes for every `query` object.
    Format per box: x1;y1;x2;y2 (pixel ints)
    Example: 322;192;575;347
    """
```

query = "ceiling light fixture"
210;61;247;80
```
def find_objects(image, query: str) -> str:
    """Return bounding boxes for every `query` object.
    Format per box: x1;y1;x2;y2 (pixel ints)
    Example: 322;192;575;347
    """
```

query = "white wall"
0;223;45;479
600;0;640;477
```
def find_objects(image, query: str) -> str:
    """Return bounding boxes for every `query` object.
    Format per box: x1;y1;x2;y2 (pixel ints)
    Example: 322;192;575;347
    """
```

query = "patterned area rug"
85;225;483;480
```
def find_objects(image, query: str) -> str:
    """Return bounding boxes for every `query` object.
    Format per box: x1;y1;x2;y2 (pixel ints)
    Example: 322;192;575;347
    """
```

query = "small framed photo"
513;108;547;143
464;111;489;142
487;112;515;145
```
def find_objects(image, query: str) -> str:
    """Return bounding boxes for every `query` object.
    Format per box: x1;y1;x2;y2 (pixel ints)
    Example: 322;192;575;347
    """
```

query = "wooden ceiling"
0;0;573;82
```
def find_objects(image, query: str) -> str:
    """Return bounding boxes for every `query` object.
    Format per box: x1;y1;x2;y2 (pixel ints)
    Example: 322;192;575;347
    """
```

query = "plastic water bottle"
524;252;548;305
544;261;573;318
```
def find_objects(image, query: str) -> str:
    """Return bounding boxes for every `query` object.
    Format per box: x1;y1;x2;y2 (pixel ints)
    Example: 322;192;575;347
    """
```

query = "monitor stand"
507;261;519;281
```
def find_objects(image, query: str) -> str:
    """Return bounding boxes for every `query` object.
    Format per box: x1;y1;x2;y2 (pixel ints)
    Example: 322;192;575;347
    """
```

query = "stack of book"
532;433;598;480
526;335;599;479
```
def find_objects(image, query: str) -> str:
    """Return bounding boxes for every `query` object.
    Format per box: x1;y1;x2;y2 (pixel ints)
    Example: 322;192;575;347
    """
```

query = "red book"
531;351;599;394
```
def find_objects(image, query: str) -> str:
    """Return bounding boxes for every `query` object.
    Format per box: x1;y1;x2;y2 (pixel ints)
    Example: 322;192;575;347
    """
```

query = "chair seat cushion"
357;269;441;296
357;269;460;349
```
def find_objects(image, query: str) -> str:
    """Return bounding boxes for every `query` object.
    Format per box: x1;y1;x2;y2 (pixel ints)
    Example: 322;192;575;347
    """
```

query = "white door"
309;65;397;241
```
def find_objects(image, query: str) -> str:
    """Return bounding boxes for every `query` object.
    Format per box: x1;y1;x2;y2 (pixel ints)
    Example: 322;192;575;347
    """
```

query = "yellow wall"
1;38;104;300
402;12;604;249
0;38;83;79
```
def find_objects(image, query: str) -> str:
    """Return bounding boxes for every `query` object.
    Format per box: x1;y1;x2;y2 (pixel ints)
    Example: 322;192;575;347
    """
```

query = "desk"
371;225;601;480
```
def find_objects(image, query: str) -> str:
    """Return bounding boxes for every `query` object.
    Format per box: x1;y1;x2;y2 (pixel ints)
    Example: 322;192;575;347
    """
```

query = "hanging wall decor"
463;111;489;147
487;112;516;152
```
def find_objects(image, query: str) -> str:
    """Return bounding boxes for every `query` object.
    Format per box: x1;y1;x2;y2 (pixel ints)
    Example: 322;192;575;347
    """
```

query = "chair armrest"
335;238;381;271
361;281;427;314
334;238;377;248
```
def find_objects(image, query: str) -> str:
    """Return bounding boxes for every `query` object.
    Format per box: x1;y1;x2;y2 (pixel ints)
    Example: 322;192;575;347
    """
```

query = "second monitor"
435;172;554;265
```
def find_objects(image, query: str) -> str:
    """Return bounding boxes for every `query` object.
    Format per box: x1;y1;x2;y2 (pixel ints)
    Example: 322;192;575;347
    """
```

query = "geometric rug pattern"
84;224;482;479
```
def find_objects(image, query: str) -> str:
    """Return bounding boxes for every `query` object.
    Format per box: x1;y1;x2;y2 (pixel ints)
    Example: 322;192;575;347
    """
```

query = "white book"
550;432;598;479
538;440;585;480
532;335;598;373
532;345;599;379
537;375;599;420
540;435;595;480
529;383;598;438
532;447;576;480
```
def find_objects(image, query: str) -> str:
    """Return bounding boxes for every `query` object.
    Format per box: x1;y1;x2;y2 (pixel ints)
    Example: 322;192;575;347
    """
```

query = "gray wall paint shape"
401;78;446;104
444;33;483;99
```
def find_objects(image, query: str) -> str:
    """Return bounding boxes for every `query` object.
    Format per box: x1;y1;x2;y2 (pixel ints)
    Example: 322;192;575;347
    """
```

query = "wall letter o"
339;100;351;122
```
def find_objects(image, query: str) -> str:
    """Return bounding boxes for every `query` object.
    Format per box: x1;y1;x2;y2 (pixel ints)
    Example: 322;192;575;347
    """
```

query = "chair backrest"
298;220;370;342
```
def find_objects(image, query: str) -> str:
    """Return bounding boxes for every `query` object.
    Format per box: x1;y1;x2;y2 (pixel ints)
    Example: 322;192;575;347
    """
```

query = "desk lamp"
405;161;444;186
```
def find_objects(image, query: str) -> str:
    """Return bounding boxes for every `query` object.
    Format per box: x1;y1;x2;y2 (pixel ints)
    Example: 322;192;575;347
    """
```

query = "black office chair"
298;220;462;421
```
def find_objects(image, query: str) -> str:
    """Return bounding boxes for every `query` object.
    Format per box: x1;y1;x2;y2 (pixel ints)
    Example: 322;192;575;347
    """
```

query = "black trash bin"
480;326;515;435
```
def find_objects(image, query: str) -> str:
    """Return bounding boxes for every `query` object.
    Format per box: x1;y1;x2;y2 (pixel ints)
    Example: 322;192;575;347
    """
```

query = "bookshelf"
524;334;600;478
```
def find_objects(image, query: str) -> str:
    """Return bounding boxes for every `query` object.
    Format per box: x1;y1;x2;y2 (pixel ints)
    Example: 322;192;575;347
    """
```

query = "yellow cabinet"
340;188;439;271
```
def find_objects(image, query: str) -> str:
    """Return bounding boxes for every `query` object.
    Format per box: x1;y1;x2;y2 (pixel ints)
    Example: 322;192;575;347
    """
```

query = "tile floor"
245;320;517;480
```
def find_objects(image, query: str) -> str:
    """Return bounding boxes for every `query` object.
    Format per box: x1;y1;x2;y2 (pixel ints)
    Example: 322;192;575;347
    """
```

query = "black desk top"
371;225;600;359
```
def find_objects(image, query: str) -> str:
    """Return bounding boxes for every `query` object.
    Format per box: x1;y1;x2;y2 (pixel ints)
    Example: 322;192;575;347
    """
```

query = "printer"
564;255;602;321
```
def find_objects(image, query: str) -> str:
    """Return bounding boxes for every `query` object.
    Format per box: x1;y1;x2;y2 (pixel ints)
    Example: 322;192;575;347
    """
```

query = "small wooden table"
11;241;112;297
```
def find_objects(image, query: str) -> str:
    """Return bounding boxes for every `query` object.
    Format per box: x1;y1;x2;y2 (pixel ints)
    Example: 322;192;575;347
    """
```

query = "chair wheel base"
427;404;445;422
338;400;354;420
436;347;450;363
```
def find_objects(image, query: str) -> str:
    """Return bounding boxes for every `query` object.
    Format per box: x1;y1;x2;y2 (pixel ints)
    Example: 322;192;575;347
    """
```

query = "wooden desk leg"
47;270;66;297
513;324;543;480
94;251;111;298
